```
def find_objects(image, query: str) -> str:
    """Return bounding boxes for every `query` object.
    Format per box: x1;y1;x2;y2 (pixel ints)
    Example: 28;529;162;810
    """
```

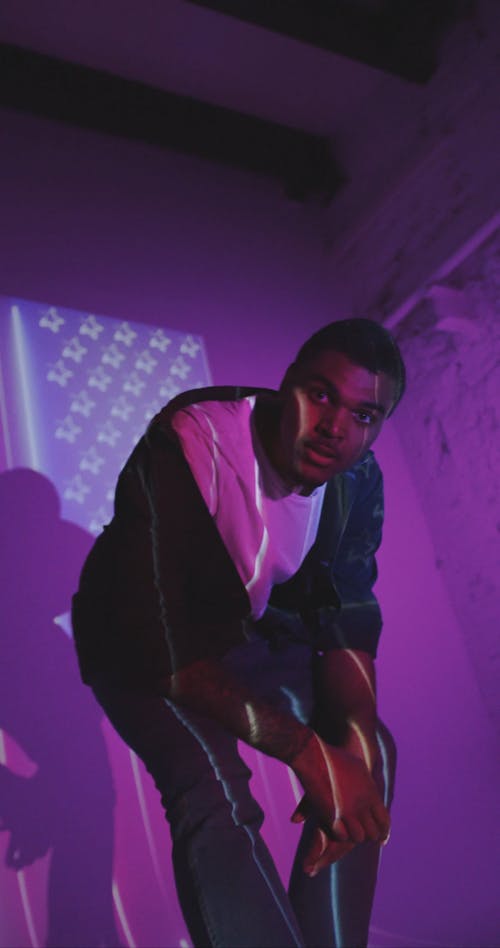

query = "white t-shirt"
171;396;326;619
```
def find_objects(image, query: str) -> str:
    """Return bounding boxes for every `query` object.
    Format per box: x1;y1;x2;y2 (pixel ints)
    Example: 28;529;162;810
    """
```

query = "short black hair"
293;318;406;416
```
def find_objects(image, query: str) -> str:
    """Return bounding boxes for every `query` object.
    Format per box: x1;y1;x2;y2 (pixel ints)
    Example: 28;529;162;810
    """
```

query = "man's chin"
293;461;343;492
286;448;360;491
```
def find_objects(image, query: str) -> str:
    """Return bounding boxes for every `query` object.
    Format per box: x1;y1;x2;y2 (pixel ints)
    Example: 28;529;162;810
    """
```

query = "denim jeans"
92;636;395;948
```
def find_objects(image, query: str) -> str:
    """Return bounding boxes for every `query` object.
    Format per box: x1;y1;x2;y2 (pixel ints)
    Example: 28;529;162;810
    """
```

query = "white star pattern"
123;371;146;397
159;377;181;401
62;336;88;363
55;415;83;444
102;343;126;370
88;366;113;392
110;396;135;421
47;360;74;387
80;314;104;341
180;335;201;358
170;355;191;380
70;390;97;418
114;322;138;347
63;474;91;504
39;307;65;333
6;297;208;539
97;421;122;447
89;506;111;534
144;400;162;422
135;350;158;375
80;446;106;475
150;329;171;353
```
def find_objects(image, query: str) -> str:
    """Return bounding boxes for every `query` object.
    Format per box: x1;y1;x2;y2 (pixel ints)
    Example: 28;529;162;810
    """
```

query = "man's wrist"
279;724;316;768
343;717;378;772
288;726;330;777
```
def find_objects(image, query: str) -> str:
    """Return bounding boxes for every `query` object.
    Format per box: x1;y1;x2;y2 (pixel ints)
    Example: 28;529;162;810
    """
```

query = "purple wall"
0;105;334;948
0;104;498;948
0;108;333;389
373;425;500;948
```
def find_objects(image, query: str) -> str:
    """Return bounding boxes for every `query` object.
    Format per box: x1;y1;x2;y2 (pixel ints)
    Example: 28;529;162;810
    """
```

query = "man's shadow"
0;468;120;947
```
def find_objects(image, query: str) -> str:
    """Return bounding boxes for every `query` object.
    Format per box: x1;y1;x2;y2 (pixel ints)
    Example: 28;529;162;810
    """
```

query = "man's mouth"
303;441;340;463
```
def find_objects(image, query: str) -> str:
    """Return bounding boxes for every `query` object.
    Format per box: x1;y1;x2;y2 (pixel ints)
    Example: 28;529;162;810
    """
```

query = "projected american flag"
0;296;299;948
0;296;211;534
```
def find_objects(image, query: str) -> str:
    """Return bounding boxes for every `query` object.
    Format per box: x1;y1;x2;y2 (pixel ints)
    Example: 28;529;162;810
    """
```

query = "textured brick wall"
394;234;500;733
325;0;500;733
326;0;500;320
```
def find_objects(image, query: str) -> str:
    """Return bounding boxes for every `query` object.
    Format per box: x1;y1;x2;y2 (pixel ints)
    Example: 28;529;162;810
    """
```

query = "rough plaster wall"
393;233;500;734
323;0;500;733
324;0;500;320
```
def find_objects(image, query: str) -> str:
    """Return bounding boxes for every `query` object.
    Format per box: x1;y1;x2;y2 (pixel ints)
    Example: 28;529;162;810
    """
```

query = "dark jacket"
72;386;384;689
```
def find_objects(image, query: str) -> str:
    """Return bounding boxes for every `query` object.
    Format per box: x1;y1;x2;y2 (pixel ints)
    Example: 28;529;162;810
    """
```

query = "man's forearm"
163;657;313;765
163;655;390;851
315;649;378;769
316;649;377;719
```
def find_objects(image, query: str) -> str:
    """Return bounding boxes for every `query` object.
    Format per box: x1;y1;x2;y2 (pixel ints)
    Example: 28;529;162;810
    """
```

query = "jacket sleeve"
316;457;384;657
73;422;250;687
138;423;251;673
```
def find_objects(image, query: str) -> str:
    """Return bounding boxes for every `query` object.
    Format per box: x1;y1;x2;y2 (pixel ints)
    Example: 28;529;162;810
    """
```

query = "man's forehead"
294;349;376;381
290;350;395;409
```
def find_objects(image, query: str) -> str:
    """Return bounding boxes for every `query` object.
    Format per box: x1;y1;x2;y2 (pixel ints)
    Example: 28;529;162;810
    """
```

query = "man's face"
278;349;396;490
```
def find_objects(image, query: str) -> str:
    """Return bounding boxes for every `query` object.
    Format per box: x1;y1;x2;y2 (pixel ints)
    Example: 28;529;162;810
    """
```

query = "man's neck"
253;395;313;496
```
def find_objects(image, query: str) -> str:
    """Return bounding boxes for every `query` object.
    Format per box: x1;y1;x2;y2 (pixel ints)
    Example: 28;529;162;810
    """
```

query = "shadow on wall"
0;468;120;948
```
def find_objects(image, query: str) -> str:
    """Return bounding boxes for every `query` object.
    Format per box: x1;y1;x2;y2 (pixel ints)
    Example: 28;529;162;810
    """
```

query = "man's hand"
288;646;390;876
289;721;386;876
291;796;356;875
290;732;390;874
301;829;355;877
166;654;390;881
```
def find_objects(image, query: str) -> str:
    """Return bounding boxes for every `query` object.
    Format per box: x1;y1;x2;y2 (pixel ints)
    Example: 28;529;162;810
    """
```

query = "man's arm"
289;648;384;876
312;454;386;771
314;648;379;774
289;457;388;873
162;656;390;850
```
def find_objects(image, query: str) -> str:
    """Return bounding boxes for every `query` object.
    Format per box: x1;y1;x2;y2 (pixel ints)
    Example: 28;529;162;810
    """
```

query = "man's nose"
318;405;346;437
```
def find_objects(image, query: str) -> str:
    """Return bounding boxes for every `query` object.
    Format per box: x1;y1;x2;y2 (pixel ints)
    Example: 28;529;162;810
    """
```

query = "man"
72;318;405;947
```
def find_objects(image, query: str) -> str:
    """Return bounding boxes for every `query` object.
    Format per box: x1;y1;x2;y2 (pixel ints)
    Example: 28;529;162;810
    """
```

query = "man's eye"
309;388;329;402
354;411;375;425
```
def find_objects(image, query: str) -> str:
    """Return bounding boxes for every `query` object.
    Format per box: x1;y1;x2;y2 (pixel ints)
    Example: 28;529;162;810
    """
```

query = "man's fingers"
313;840;355;874
371;799;391;839
303;827;329;872
340;815;366;844
346;796;390;843
359;811;381;842
290;794;312;824
304;829;355;876
331;816;350;842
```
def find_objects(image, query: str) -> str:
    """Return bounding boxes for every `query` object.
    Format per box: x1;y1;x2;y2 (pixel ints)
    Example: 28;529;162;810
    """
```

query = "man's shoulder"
347;450;382;485
321;451;383;523
156;385;275;430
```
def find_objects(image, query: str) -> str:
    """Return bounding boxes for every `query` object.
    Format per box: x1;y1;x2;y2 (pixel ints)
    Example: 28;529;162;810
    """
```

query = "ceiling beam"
0;43;343;203
186;0;464;83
